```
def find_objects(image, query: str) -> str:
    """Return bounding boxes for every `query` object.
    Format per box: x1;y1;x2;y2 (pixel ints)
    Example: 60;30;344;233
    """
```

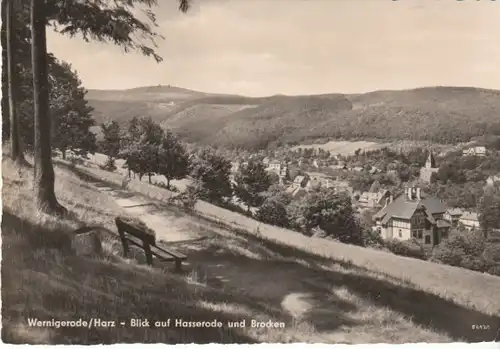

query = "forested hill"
87;86;500;149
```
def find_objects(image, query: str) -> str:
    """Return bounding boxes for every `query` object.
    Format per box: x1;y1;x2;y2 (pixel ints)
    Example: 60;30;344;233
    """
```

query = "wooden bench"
115;217;187;271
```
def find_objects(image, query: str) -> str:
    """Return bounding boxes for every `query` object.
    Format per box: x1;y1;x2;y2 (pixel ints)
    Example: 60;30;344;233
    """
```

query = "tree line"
98;117;366;246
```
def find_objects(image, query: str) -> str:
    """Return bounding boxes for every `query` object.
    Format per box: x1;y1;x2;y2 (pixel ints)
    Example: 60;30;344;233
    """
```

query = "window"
425;235;431;244
412;231;417;238
418;230;423;239
399;230;402;238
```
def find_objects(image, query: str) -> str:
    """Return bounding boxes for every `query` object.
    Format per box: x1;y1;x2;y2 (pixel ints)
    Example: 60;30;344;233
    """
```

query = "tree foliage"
287;186;362;244
431;229;490;272
478;187;500;237
45;0;191;63
157;130;189;189
233;160;271;211
189;147;233;205
50;61;96;158
99;120;121;159
255;184;291;228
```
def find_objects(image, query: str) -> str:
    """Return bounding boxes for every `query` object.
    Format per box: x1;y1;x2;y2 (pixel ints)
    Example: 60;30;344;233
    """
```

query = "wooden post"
144;242;153;266
175;259;182;272
117;224;129;257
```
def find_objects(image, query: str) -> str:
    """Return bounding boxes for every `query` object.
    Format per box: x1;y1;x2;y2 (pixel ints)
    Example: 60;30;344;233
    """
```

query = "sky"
47;0;500;97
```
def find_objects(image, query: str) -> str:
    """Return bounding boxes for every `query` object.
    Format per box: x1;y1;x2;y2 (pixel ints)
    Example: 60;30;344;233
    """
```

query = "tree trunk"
148;173;152;184
61;149;66;160
166;178;171;190
6;0;25;164
31;0;65;214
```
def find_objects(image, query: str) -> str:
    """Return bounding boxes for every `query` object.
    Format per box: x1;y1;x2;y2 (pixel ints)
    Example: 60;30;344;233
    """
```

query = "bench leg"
120;237;129;258
175;259;182;272
144;244;153;266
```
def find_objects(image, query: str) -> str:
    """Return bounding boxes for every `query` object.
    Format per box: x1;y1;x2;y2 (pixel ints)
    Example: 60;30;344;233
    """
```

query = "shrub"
100;157;117;172
255;198;290;228
460;255;487;272
431;242;466;267
386;239;426;260
430;230;500;274
69;155;85;166
362;228;385;249
153;181;179;193
487;264;500;276
167;183;200;211
180;185;199;210
121;176;131;189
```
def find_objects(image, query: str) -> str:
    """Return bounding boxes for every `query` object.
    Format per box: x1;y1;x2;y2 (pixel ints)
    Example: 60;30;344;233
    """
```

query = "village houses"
462;146;487;157
443;208;463;227
372;187;451;246
458;211;481;231
358;189;392;210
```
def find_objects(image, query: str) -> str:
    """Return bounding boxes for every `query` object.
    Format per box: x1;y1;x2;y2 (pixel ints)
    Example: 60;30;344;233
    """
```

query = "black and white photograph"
2;0;500;345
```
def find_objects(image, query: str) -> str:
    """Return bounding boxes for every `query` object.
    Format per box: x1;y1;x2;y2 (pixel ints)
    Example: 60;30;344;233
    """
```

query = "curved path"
92;182;202;243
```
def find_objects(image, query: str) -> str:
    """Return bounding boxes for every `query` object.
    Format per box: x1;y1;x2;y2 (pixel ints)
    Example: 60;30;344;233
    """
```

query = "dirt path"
93;183;202;242
91;181;320;320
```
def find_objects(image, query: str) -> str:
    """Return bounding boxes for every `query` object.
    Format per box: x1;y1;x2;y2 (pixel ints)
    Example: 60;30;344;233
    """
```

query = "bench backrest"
115;217;156;246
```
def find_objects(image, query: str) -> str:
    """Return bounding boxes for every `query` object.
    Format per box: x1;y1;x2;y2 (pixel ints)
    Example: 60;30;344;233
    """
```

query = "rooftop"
374;189;447;222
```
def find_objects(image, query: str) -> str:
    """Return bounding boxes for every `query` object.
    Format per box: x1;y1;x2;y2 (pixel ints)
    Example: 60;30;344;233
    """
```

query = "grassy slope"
3;158;500;343
62;162;500;342
88;86;500;149
2;159;268;344
87;86;244;126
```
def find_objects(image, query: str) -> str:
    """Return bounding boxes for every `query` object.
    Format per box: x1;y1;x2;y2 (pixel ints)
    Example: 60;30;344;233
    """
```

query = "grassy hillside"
87;85;243;126
87;86;500;149
86;85;207;102
3;157;500;343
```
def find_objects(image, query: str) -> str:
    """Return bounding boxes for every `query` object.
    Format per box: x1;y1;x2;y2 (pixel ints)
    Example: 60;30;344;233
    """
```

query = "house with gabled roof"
443;208;463;227
373;186;450;246
358;190;392;209
462;146;487;157
458;211;480;231
292;175;309;188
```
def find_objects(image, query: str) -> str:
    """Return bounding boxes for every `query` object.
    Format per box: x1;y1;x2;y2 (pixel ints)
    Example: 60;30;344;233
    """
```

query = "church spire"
425;150;436;169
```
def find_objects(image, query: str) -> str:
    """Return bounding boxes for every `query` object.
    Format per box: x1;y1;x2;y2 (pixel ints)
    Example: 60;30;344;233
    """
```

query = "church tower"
420;149;439;184
425;150;436;169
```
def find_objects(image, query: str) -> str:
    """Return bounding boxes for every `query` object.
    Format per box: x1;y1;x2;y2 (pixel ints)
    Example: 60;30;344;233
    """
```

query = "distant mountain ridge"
87;85;500;149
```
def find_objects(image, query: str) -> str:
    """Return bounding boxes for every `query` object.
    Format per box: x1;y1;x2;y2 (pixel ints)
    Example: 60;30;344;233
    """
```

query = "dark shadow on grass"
219;229;500;343
121;203;155;209
55;162;123;193
182;242;361;334
1;210;258;344
1;210;74;254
